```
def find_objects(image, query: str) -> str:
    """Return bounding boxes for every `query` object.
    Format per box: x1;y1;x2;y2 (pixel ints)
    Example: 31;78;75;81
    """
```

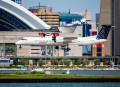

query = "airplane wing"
63;37;77;43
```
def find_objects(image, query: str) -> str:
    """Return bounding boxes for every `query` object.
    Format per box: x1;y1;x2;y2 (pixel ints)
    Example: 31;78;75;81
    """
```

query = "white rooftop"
0;0;51;29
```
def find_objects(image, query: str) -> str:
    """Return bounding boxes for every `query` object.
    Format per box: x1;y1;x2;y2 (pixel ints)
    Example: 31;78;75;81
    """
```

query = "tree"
51;58;59;66
59;58;71;67
64;58;71;67
74;58;82;65
32;60;37;66
12;58;19;65
37;59;44;67
94;59;100;65
82;58;89;67
59;59;64;65
19;59;29;66
103;59;110;66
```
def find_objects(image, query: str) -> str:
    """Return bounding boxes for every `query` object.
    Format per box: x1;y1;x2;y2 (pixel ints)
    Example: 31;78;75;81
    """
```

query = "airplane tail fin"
96;25;112;39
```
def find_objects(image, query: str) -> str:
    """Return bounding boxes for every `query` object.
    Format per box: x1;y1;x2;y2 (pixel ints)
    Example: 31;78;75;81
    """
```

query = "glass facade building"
59;13;83;26
82;23;91;37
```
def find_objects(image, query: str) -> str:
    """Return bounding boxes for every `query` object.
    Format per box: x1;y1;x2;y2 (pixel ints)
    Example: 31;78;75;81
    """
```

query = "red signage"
39;32;59;36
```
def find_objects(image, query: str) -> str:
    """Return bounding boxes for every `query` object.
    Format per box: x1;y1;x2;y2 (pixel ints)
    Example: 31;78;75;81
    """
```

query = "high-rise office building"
99;0;120;56
29;4;59;28
29;3;52;12
11;0;22;6
111;0;120;56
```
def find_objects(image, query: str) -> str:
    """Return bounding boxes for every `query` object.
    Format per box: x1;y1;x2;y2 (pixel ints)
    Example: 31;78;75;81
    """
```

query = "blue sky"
23;0;100;20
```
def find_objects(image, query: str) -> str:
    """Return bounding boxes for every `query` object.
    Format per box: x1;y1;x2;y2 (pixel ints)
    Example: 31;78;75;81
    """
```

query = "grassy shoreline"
0;74;120;79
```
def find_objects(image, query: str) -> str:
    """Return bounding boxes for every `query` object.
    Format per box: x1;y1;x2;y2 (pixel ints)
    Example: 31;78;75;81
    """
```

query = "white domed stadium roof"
0;0;51;30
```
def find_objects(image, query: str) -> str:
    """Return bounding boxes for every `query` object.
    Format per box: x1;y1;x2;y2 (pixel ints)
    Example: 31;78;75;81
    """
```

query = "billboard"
47;46;53;56
5;43;16;56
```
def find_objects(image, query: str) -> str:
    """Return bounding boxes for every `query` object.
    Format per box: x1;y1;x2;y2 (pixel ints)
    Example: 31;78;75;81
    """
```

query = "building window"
97;53;102;56
92;32;97;36
31;45;40;47
97;48;102;52
31;49;40;50
31;53;40;54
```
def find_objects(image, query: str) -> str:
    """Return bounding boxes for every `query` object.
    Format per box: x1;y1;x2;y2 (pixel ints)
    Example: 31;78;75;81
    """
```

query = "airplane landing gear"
66;47;71;51
65;47;71;52
55;46;59;49
19;45;22;49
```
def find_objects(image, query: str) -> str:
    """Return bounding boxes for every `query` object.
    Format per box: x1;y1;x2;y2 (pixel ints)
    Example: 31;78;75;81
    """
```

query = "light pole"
3;30;5;58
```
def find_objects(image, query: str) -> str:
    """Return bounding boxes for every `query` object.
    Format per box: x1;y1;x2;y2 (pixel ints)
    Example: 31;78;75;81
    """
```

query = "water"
0;83;120;87
1;70;120;75
53;70;120;75
0;70;31;74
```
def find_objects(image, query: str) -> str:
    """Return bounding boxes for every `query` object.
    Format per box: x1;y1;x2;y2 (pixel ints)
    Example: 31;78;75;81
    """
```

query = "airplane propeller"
52;33;56;42
43;33;46;37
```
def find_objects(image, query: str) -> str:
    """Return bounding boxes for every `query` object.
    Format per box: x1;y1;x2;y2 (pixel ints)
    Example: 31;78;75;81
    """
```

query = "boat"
66;69;70;74
31;68;44;72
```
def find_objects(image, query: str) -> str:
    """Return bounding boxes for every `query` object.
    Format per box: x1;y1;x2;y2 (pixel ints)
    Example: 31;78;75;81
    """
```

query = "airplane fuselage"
16;36;107;46
70;36;107;46
16;36;64;46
